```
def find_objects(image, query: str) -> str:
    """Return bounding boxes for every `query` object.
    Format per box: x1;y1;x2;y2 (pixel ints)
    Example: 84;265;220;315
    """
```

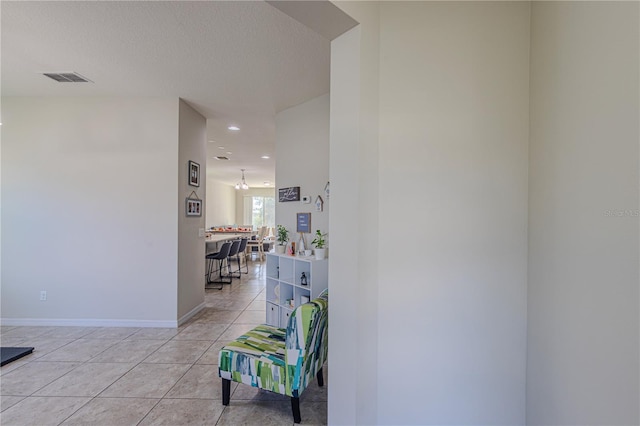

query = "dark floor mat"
1;347;34;366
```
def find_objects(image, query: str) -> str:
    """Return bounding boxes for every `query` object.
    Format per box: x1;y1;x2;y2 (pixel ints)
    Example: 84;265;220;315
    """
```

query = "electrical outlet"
40;290;47;301
198;228;205;237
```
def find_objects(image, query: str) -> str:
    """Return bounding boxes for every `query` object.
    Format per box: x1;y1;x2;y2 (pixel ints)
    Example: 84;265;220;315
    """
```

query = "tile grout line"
1;261;277;425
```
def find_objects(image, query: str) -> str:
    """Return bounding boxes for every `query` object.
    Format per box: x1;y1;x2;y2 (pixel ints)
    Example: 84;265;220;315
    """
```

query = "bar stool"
206;241;232;289
236;238;249;274
225;240;242;280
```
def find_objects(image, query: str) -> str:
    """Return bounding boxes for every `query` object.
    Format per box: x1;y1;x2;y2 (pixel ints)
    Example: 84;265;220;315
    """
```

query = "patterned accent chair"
218;290;328;423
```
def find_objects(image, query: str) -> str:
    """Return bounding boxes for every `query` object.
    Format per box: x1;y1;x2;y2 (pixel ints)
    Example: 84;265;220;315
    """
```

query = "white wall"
1;97;180;326
205;179;236;228
329;2;380;424
330;2;530;424
378;3;530;423
527;2;640;425
276;94;330;248
177;100;207;322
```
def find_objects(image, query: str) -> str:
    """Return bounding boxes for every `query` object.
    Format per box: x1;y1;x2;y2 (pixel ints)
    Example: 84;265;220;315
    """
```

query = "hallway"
0;262;327;425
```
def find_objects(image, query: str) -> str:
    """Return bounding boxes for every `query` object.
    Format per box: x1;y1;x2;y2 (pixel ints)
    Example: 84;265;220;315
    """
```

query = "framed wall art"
297;212;311;233
188;161;200;187
186;197;202;217
278;186;300;202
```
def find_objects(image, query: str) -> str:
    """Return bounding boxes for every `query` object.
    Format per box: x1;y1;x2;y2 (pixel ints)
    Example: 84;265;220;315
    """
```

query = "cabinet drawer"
266;302;280;327
280;307;293;328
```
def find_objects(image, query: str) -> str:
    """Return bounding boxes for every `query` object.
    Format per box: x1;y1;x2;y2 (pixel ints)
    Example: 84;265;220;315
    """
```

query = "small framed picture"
186;197;202;217
188;161;200;187
297;212;311;233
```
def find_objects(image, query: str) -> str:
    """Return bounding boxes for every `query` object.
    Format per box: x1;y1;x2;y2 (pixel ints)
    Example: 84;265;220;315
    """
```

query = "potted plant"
311;229;327;260
275;225;289;254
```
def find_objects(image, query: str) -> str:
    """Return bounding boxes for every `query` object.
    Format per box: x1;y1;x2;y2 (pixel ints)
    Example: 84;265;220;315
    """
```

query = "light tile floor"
0;261;327;425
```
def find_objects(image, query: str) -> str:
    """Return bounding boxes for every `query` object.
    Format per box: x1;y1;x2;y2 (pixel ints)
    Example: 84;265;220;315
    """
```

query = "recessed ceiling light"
208;140;215;143
264;181;270;186
261;155;270;159
226;152;233;155
218;146;225;150
228;125;240;131
214;156;229;160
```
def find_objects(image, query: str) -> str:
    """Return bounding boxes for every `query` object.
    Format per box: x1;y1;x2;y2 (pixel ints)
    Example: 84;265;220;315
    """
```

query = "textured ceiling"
1;1;332;187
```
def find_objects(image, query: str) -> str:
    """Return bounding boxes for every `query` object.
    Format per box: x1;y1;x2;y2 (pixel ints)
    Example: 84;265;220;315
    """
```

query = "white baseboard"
177;302;205;327
1;302;207;329
0;317;179;328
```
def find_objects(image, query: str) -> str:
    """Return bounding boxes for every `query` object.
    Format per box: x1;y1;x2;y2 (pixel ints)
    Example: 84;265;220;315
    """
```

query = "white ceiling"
1;1;333;188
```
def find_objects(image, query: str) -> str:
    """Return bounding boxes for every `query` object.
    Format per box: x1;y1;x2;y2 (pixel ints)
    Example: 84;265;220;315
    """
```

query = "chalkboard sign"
297;213;311;233
279;186;300;202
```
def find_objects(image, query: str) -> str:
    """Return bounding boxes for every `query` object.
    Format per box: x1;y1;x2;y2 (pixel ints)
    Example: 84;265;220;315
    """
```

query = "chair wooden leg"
222;379;231;405
291;396;301;423
316;367;324;387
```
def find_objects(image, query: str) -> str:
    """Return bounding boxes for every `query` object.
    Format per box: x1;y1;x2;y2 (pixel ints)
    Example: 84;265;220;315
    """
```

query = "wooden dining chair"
246;226;267;261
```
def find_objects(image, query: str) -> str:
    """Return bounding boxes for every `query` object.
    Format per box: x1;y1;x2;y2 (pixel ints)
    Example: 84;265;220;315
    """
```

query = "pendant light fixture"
235;169;249;190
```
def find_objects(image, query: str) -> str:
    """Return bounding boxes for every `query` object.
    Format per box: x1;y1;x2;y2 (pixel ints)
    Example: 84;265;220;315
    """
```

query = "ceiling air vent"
215;156;230;160
43;72;92;83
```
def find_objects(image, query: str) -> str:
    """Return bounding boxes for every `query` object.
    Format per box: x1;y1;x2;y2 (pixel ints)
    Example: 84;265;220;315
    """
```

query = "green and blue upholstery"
218;290;328;423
